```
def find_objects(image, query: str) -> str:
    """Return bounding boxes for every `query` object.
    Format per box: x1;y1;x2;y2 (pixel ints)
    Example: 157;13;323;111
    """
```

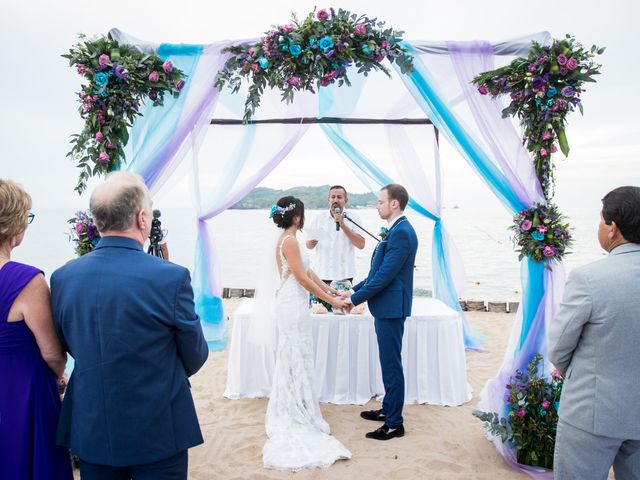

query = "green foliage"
231;185;377;209
472;35;603;199
474;353;564;470
215;8;414;122
63;34;186;194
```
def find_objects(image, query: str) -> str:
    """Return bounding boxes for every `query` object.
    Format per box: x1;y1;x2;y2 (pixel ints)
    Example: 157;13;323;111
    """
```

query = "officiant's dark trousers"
79;450;188;480
374;317;405;428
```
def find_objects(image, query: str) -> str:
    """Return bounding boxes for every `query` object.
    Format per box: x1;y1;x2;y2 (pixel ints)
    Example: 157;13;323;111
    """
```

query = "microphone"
334;206;341;231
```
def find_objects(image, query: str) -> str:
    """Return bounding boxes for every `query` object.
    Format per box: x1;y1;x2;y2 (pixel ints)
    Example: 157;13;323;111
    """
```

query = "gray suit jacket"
548;242;640;439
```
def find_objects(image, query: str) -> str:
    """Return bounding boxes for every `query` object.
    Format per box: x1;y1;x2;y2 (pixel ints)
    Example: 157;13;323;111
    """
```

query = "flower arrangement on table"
473;353;564;469
473;35;604;198
63;34;187;194
68;210;100;256
214;7;414;122
510;203;572;267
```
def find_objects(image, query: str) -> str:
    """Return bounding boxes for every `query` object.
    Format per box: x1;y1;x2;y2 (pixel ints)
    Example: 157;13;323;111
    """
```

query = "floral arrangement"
473;35;604;198
510;203;572;266
379;226;389;239
269;202;296;218
68;210;100;256
214;8;414;122
473;353;563;469
63;34;187;194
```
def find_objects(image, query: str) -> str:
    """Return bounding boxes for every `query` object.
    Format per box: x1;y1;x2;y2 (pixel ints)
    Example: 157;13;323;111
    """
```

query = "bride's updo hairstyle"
271;196;304;230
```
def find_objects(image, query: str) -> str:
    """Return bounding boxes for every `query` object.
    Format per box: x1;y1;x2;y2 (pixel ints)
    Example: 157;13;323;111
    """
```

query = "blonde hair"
0;179;32;244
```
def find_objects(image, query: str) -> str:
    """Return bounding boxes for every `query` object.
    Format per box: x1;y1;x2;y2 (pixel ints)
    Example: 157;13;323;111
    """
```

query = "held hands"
329;294;350;311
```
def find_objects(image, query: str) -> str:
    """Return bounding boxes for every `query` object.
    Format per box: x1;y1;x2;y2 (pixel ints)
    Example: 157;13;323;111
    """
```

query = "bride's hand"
330;297;350;310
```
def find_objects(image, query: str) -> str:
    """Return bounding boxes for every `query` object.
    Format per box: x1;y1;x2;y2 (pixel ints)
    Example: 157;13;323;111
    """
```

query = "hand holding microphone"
333;206;343;231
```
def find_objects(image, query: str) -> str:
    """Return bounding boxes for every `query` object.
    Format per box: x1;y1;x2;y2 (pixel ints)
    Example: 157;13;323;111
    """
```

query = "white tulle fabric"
263;235;351;471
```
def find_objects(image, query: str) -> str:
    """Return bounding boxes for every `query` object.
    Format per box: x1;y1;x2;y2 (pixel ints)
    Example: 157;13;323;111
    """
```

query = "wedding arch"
66;18;602;476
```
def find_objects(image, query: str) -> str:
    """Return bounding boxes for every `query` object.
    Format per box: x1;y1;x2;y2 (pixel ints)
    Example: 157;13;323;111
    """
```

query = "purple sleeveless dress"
0;261;73;480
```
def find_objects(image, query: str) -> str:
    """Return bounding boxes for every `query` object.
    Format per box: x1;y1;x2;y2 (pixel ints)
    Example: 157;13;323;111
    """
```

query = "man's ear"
609;220;619;239
137;209;146;230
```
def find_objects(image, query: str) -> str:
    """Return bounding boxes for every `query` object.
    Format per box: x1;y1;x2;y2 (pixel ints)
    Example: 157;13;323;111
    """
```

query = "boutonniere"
379;227;389;239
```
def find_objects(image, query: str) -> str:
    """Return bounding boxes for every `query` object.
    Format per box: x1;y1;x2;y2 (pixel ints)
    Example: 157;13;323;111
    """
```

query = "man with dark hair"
51;171;208;480
306;185;365;288
345;183;418;440
549;185;640;479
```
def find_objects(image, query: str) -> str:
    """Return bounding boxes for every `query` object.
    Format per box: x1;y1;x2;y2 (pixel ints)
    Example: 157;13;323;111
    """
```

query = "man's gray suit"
549;242;640;479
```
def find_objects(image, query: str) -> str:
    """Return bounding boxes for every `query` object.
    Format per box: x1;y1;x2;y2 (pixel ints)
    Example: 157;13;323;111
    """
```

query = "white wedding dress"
263;235;352;471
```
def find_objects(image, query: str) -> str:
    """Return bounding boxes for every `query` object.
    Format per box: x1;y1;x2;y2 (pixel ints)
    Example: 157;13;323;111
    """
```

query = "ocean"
13;206;603;302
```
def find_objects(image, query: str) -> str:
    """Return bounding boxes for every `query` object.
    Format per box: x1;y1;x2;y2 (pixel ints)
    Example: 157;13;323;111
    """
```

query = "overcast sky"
1;0;638;212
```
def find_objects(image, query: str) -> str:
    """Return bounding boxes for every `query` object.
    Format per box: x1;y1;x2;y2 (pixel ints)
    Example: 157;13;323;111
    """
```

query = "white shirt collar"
387;214;404;228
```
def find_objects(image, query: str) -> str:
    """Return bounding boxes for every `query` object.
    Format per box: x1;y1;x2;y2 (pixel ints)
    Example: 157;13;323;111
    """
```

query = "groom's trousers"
554;419;640;480
374;317;405;428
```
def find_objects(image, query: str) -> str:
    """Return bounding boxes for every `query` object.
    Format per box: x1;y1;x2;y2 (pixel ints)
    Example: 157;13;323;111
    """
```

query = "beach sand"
185;299;529;480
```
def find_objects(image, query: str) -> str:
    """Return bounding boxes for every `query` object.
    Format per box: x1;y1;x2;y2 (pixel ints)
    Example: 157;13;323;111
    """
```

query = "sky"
1;0;639;214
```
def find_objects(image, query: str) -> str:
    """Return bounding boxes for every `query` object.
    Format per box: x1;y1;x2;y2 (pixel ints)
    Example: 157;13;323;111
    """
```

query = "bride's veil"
246;226;281;351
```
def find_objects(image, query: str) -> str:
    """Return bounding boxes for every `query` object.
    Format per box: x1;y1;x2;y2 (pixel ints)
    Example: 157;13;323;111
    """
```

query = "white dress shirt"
307;210;365;280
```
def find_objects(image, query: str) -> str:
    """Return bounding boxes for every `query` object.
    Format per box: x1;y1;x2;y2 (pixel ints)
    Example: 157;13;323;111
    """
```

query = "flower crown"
269;202;296;218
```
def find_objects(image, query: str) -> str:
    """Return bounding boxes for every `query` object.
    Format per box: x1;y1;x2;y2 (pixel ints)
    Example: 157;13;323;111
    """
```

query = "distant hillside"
231;185;377;209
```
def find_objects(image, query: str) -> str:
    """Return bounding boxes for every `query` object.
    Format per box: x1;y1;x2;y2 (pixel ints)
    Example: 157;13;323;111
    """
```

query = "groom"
346;184;418;440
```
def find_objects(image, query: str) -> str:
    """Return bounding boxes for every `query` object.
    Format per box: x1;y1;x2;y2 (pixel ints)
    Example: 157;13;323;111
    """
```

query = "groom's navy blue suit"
350;216;418;428
51;236;208;476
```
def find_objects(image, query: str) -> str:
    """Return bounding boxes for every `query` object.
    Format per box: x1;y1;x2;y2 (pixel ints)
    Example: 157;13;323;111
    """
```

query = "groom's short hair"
382;184;409;211
602;186;640;243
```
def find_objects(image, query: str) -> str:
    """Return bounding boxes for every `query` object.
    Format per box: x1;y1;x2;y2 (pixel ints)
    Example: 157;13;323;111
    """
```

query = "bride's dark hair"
272;196;304;230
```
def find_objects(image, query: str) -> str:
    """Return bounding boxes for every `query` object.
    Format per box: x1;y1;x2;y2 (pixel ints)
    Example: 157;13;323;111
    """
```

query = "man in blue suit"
51;172;208;479
347;184;418;440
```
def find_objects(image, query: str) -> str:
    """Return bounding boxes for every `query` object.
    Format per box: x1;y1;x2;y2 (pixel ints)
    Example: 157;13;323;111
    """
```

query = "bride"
260;196;352;471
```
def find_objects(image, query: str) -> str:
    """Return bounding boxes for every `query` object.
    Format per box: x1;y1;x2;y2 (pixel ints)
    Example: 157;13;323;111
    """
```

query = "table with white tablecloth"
224;298;472;406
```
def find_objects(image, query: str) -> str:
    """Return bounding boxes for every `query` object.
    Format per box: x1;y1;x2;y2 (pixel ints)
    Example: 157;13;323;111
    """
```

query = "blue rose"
531;231;545;241
258;56;269;69
546;87;557;98
94;72;109;87
318;35;334;52
361;44;372;56
380;227;389;239
269;204;278;218
290;44;302;58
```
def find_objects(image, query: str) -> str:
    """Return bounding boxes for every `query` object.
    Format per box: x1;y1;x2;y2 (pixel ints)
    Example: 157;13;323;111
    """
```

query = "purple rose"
98;54;111;66
554;229;563;237
149;89;158;101
559;67;569;76
75;223;86;234
76;63;87;75
87;225;95;241
354;23;367;36
539;148;548;157
542;130;552;140
561;86;575;97
551;369;563;379
566;57;578;70
556;53;568;66
98;152;110;165
288;76;300;87
477;85;489;95
542;400;551;410
543;245;555;257
537;225;548;234
521;219;533;231
528;63;537;72
175;79;185;90
551;144;558;153
162;60;173;73
148;71;160;83
95;131;104;142
316;9;329;20
531;76;545;91
113;64;126;79
516;409;525;418
248;47;255;56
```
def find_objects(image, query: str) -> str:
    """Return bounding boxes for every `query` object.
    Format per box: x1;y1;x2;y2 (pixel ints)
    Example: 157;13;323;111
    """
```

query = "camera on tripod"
148;209;168;259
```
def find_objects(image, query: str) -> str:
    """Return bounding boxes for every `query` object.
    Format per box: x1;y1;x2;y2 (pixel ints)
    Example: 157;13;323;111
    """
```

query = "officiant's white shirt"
307;210;364;281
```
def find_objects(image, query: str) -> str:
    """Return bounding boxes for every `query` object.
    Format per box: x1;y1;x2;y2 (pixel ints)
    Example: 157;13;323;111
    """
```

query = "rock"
508;301;520;313
466;300;486;312
487;301;507;313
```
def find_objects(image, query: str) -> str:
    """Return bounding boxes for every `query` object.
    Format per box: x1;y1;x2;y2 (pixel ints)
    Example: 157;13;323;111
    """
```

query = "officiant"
305;185;365;287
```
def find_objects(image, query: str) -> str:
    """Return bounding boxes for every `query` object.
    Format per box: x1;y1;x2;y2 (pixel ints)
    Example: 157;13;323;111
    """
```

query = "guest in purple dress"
0;179;73;480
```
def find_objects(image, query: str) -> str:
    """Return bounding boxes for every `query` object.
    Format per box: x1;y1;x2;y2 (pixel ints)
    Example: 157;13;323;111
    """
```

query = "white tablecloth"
224;298;472;406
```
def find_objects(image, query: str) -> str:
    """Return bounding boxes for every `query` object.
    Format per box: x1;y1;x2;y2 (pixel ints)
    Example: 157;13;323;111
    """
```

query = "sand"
184;299;529;480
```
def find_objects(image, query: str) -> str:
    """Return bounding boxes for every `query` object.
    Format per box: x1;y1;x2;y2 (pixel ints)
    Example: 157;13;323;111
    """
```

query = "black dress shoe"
365;424;405;440
360;409;386;421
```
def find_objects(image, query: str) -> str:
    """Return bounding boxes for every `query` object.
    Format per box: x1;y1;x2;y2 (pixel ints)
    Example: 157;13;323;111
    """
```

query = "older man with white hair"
51;171;208;480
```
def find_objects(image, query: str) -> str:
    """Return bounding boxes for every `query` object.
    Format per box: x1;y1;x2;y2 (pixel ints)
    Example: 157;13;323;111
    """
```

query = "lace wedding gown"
263;235;351;471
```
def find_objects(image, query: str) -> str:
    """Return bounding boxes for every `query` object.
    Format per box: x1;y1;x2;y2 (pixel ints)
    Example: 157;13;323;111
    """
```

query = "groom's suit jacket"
51;236;209;466
351;216;418;319
549;242;640;440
